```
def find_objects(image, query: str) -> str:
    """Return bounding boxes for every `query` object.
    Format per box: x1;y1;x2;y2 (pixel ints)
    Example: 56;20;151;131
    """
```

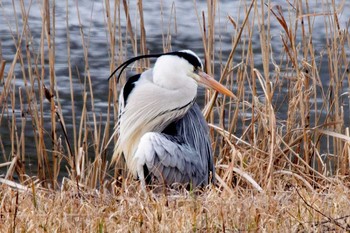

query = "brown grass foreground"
1;0;350;232
0;181;350;232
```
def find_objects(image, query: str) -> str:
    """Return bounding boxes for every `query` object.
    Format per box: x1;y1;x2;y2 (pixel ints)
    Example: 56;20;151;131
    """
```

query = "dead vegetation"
1;0;350;231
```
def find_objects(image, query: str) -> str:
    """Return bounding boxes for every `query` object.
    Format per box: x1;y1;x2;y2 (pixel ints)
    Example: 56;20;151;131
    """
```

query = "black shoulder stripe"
123;73;141;106
162;121;178;136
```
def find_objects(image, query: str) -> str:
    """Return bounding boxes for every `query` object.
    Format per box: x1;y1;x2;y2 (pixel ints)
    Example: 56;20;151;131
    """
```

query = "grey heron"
109;50;234;189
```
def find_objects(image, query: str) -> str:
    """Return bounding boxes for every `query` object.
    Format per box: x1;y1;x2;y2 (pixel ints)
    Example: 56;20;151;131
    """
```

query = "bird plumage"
134;103;214;187
110;50;233;189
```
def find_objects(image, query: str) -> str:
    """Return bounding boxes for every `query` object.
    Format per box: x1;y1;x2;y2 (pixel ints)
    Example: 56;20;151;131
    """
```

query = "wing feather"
134;104;214;188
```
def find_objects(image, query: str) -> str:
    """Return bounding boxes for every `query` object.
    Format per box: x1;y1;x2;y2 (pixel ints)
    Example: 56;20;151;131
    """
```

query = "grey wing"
177;103;215;183
134;103;215;187
135;132;208;187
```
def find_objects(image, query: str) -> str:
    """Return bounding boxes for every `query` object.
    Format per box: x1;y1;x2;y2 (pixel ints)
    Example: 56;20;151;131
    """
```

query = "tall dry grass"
1;0;350;231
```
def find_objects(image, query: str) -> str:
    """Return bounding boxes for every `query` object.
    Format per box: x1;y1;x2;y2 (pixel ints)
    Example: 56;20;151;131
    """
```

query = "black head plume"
108;53;164;82
108;50;202;82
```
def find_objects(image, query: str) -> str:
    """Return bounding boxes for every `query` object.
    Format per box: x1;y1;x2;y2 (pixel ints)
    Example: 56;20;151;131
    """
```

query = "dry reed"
1;0;350;231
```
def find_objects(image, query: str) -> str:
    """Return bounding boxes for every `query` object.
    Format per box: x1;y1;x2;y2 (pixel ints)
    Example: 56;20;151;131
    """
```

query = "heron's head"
153;50;234;97
109;49;234;98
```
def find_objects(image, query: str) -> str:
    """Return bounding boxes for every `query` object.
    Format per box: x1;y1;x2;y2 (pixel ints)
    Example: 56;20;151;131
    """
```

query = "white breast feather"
113;69;198;177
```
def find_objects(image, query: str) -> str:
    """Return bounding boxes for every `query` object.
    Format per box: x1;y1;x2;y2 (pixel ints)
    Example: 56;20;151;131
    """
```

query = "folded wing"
134;104;215;188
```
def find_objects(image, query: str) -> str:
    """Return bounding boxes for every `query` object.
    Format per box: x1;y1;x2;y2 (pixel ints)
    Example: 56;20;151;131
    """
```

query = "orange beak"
196;70;235;98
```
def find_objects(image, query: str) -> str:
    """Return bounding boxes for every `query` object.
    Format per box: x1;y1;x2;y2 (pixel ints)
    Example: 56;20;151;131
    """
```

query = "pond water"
0;0;349;177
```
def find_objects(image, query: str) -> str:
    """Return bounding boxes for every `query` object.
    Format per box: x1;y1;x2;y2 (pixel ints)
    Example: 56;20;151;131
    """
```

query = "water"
1;0;350;176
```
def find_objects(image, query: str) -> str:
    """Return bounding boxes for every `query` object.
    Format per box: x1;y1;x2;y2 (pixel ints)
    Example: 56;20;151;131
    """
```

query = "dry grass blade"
0;60;6;83
295;188;350;231
273;170;314;192
1;0;350;231
217;165;263;192
268;4;290;42
254;68;276;187
4;155;18;180
203;0;255;119
214;172;234;195
317;129;350;142
0;178;29;192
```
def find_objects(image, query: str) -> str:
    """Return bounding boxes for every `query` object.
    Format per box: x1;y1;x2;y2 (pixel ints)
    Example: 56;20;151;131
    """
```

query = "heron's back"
154;103;215;186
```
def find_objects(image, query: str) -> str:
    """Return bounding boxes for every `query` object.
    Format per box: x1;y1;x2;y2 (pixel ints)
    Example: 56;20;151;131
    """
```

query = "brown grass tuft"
1;0;350;231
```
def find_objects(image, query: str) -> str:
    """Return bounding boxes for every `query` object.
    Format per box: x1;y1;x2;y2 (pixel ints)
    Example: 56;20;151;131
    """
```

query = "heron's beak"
195;70;235;98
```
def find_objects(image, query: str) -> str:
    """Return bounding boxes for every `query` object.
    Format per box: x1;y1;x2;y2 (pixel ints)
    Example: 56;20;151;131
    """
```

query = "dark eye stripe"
167;51;202;70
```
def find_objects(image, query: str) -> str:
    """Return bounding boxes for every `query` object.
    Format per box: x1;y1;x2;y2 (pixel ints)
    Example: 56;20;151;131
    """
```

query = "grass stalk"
1;0;350;231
